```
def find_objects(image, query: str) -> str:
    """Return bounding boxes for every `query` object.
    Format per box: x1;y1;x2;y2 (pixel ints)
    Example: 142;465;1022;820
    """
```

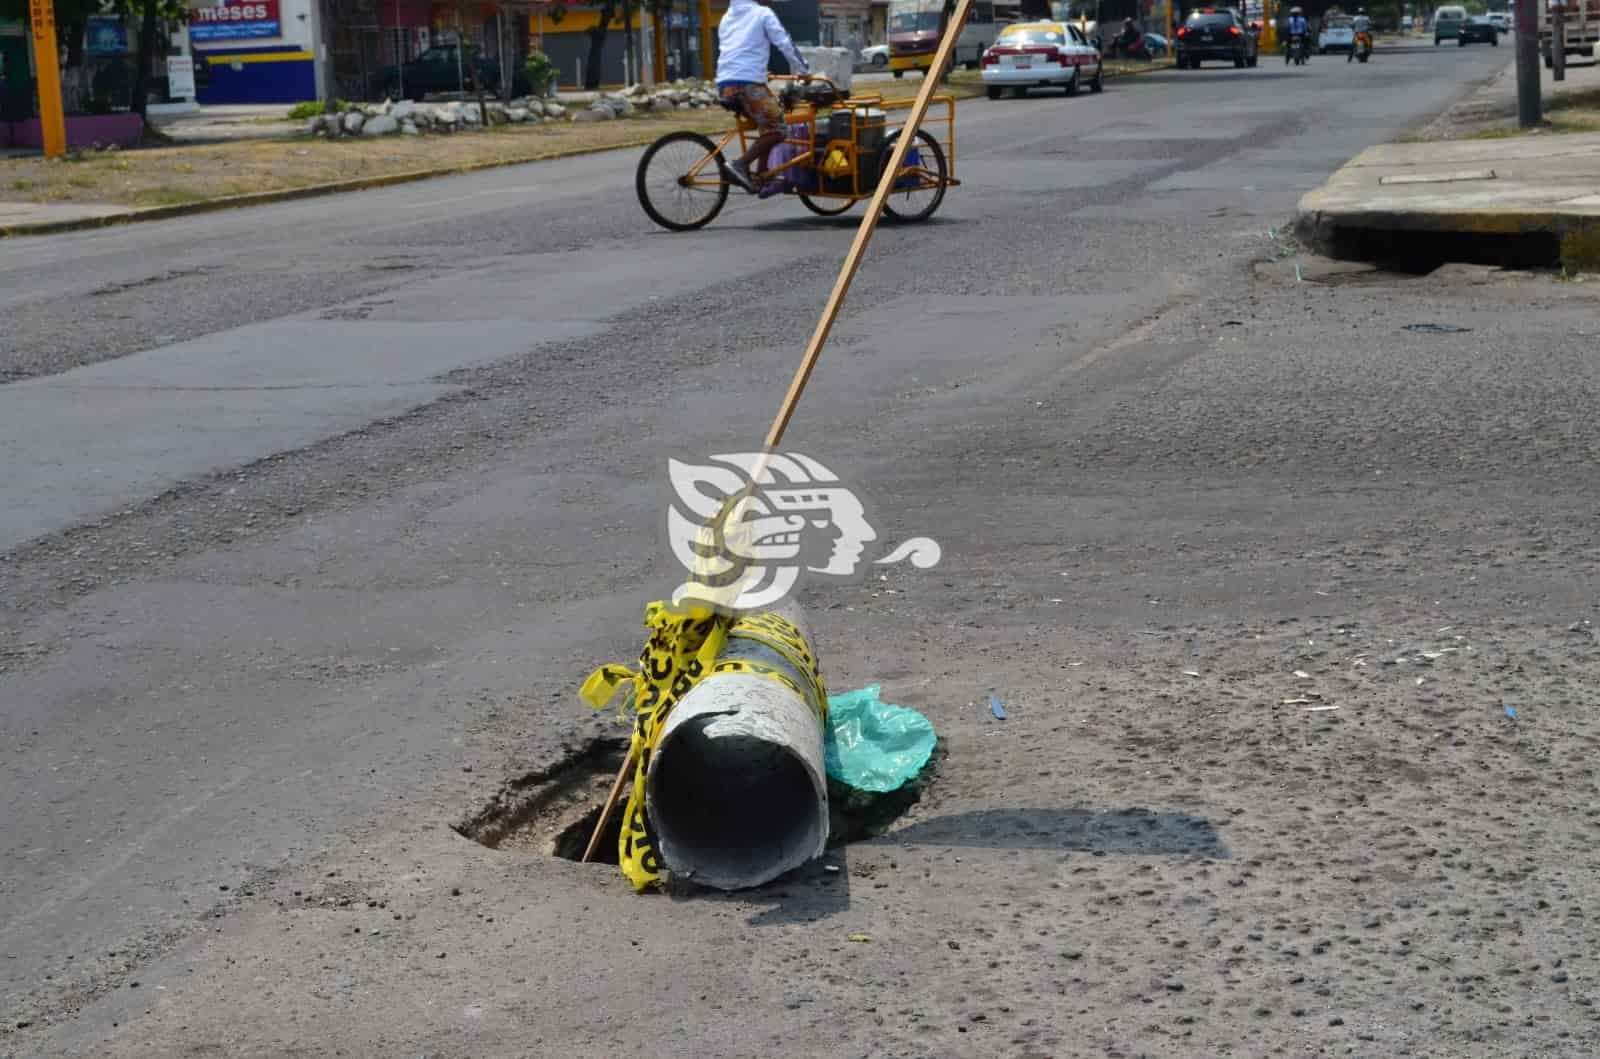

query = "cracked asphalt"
5;42;1600;1058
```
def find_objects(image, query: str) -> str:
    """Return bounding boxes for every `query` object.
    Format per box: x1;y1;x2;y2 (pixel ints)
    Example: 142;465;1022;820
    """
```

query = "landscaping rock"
392;100;415;121
363;114;399;136
462;106;482;125
305;115;325;135
343;111;366;134
573;107;611;122
544;102;566;118
509;107;530;122
401;121;419;135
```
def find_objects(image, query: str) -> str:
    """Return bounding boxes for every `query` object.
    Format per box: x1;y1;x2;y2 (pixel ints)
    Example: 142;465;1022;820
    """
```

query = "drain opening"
1324;227;1562;272
458;736;945;869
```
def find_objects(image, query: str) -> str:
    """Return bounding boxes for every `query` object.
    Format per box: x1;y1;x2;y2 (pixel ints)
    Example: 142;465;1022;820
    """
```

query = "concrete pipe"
645;604;829;891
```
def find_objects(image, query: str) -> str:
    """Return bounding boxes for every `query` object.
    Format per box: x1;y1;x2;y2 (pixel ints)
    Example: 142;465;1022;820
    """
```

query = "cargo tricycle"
635;75;960;232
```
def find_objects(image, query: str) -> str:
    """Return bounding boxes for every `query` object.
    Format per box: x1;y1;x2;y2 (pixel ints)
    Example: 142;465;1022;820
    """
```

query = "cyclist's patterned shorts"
720;83;784;136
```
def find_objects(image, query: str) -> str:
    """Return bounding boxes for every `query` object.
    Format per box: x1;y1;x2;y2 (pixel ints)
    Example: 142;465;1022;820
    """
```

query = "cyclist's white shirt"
716;0;809;84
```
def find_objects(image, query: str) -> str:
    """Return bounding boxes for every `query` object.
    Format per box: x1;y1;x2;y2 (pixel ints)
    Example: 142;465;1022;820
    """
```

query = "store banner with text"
188;0;281;42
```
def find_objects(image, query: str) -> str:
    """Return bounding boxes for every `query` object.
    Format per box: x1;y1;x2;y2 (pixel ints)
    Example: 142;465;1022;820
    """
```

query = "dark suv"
1175;8;1259;68
375;45;529;102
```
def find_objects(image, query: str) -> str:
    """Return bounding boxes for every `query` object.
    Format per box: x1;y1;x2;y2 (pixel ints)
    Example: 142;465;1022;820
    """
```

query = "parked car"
1144;32;1170;55
1319;15;1355;53
980;21;1105;98
860;43;890;68
1487;11;1510;31
1458;14;1500;44
1175;8;1259;68
1433;4;1468;43
376;45;526;102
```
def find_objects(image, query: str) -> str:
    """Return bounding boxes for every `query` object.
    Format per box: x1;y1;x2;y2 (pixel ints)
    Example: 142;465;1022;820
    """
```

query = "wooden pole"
582;750;635;862
28;0;67;159
585;0;977;869
763;0;975;450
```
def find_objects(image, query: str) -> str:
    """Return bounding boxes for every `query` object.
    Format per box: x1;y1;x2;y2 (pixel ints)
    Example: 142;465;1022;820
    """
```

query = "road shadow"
671;845;853;927
1131;69;1323;84
746;214;964;233
682;806;1226;927
866;807;1231;859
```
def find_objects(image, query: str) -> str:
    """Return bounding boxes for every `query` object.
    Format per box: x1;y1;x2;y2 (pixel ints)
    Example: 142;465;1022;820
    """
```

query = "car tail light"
1176;25;1190;37
981;50;998;65
1229;25;1241;36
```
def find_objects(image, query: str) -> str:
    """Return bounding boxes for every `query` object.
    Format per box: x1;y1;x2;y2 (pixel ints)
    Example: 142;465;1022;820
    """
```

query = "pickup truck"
1540;0;1600;66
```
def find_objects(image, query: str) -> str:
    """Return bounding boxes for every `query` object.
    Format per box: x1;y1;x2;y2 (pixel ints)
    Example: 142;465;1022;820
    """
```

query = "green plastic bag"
824;684;937;793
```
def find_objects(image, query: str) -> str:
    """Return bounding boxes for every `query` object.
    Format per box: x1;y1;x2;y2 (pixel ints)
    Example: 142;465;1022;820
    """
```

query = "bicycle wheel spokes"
637;131;731;232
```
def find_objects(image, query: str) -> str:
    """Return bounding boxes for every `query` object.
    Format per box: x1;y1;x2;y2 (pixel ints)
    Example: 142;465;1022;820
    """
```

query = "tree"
117;0;186;119
1;0;102;109
544;0;658;91
1;0;181;117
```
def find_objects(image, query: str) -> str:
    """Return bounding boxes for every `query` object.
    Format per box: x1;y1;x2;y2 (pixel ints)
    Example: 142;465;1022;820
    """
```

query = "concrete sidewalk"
1296;64;1600;269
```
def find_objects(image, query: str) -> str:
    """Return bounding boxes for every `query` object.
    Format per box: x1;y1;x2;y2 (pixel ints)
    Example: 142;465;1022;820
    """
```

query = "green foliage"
523;50;556;97
287;99;352;119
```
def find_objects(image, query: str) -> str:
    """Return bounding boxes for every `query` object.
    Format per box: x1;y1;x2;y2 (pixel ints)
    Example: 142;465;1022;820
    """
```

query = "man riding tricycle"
634;0;959;231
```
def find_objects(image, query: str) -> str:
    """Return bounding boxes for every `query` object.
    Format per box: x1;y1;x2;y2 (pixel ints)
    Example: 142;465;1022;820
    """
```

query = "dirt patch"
1;115;730;209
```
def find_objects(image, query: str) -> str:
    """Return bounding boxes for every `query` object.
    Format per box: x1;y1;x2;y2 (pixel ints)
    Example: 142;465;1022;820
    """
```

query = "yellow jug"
821;146;852;179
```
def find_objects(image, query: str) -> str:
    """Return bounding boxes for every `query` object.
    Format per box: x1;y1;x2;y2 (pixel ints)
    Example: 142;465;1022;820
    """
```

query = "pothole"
457;737;946;868
453;737;628;865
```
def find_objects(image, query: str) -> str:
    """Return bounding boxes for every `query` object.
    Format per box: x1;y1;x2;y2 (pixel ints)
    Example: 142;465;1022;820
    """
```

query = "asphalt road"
7;44;1599;1058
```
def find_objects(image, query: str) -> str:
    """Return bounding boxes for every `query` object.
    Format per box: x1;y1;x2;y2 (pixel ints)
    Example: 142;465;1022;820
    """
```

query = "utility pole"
697;0;713;79
1551;0;1564;81
1515;0;1540;126
28;0;67;158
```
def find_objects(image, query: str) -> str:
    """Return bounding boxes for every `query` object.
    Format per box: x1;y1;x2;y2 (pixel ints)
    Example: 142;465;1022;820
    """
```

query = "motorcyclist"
1349;6;1372;61
1115;17;1144;57
1286;5;1310;63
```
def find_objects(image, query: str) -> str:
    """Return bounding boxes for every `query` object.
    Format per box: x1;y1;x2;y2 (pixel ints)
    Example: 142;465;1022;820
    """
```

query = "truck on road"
1540;0;1600;67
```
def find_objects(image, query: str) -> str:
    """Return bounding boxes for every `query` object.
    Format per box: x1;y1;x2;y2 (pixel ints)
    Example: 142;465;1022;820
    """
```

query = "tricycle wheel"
798;194;855;217
881;129;948;224
636;130;730;232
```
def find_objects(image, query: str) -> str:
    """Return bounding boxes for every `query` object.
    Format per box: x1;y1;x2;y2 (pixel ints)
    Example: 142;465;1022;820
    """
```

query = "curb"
0;136;673;239
1294;200;1600;270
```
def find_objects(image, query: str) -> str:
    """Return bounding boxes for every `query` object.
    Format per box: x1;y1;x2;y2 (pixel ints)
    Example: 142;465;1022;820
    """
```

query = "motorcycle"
1349;29;1372;62
1286;33;1310;64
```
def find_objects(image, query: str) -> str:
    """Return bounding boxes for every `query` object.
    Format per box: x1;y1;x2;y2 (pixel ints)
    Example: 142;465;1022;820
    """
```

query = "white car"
1319;18;1355;52
1487;12;1509;30
980;21;1104;98
859;43;889;68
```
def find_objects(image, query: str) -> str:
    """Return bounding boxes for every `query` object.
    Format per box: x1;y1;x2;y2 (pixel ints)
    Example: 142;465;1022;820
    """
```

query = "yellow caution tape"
581;601;827;892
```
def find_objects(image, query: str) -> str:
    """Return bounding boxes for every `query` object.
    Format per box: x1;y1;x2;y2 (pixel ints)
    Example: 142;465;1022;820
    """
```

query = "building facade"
189;0;317;103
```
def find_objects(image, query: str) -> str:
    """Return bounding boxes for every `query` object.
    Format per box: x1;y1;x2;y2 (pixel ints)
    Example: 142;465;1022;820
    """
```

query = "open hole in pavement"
1327;226;1561;272
455;736;945;870
454;737;627;865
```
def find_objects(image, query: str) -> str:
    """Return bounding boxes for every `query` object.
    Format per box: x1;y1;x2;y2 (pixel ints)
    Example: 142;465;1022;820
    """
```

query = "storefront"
189;0;316;104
